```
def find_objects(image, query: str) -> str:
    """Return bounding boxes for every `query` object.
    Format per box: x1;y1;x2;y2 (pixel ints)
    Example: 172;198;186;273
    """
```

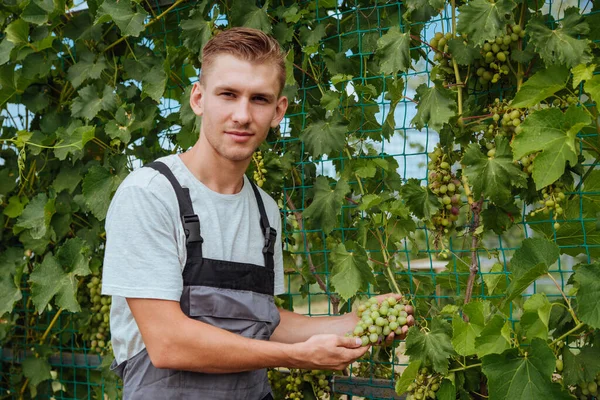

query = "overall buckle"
263;227;277;255
182;214;203;243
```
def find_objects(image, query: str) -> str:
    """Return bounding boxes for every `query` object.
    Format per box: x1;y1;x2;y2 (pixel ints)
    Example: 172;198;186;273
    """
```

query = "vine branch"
464;197;484;308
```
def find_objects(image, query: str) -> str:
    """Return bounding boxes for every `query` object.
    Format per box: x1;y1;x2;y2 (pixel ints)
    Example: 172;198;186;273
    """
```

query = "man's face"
190;54;288;163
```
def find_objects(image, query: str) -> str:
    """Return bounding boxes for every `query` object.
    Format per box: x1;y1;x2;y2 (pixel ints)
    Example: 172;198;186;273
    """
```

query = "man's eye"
254;97;268;102
221;92;234;97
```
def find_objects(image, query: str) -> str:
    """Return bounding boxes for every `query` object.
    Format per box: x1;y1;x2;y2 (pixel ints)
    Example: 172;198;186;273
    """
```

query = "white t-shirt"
101;154;285;364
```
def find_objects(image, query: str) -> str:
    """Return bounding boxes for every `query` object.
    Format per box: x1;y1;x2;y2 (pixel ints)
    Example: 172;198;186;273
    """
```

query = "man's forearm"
270;308;359;344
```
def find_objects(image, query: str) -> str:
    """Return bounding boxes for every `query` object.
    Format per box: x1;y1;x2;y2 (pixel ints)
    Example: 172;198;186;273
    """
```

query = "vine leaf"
15;193;55;240
329;242;373;301
572;262;600;329
22;0;55;26
405;317;455;374
230;2;272;34
510;66;569;108
436;379;456;400
95;0;147;37
411;82;456;132
504;238;559;303
376;26;411;75
0;248;25;316
71;85;118;121
520;293;552;341
54;122;95;161
482;339;572;400
526;8;592;68
447;39;479;66
395;360;421;395
22;356;52;397
562;336;600;386
400;178;441;220
404;0;445;22
57;238;90;274
452;301;486;356
181;4;213;57
67;51;107;89
303;177;350;234
299;114;347;158
584;75;600;105
483;262;507;296
456;0;517;46
29;252;90;314
0;38;14;65
572;63;595;89
462;136;528;205
82;165;126;221
512;106;590;190
474;314;511;357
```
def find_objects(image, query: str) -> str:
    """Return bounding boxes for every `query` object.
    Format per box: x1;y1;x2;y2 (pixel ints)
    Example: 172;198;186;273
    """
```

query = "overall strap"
248;180;277;271
145;161;203;246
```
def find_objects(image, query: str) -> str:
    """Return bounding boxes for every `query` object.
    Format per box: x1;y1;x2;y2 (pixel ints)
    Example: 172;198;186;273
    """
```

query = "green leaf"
0;38;15;65
562;339;600;386
405;317;455;374
411;82;456;132
300;115;347;158
0;248;25;316
95;0;147;37
0;168;18;196
15;193;55;240
82;165;126;221
400;179;441;220
572;262;600;329
404;0;445;22
483;262;507;296
526;9;592;68
510;66;569;108
300;24;327;48
482;339;572;400
29;252;90;314
520;293;552;341
436;379;456;400
512;106;590;190
3;196;27;218
6;19;29;45
57;238;90;274
181;5;213;56
395;360;421;395
22;0;55;25
67;52;107;88
447;39;479;65
303;177;350;234
462;136;528;205
54;123;95;161
572;63;595;88
452;302;486;356
457;0;517;46
0;64;21;107
475;314;511;357
584;75;600;105
330;242;373;301
231;2;272;34
376;26;410;75
505;238;559;303
71;85;118;121
22;357;52;390
482;203;518;235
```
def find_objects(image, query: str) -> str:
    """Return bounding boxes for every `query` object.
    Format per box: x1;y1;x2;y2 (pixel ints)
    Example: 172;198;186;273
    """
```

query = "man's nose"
232;98;251;125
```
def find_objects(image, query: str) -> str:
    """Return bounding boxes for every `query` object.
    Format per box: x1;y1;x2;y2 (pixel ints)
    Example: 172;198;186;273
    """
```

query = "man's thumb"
339;336;363;348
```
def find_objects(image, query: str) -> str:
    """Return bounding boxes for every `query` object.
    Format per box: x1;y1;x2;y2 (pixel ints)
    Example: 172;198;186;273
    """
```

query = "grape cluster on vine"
571;371;600;399
352;296;412;346
405;368;442;400
482;98;523;140
427;146;462;243
529;182;566;230
267;368;335;399
252;150;268;187
78;274;111;355
475;25;525;86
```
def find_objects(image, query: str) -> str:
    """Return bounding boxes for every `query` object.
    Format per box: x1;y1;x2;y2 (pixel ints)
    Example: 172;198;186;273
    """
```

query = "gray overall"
111;161;281;399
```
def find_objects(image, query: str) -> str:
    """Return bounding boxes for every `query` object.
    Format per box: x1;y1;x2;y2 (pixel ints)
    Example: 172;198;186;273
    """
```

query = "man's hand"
357;293;416;345
290;334;370;370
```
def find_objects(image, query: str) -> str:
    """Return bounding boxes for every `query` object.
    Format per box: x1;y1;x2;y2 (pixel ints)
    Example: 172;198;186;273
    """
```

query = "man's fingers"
406;315;415;326
405;304;415;315
337;335;364;348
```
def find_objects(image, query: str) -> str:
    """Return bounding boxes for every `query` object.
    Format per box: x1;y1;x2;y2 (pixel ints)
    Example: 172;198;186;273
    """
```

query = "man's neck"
179;140;249;195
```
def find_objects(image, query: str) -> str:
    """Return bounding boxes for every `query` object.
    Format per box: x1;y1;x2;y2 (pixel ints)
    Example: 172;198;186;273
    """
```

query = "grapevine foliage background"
1;0;600;399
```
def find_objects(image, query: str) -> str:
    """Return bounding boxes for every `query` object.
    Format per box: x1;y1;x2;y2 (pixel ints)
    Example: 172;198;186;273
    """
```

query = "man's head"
200;27;286;95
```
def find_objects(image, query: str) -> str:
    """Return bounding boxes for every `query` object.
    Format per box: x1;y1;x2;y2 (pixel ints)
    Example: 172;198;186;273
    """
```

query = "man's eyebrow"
214;86;276;101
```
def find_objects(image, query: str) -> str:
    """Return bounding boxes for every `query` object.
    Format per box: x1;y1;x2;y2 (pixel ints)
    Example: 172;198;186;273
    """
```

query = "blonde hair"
200;27;286;94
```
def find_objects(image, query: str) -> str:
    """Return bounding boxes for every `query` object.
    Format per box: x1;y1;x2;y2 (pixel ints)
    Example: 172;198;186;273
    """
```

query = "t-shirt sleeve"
101;183;183;301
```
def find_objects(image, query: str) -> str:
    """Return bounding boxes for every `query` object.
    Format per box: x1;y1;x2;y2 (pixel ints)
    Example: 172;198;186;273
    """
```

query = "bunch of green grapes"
529;182;566;230
252;150;267;187
80;274;111;355
429;32;456;83
268;369;333;399
352;296;413;346
572;372;600;399
405;368;442;400
354;359;393;379
427;146;462;239
482;98;524;139
475;25;525;86
268;368;289;399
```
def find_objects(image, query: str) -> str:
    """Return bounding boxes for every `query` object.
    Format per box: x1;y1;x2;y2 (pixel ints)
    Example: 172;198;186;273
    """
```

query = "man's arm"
127;298;369;373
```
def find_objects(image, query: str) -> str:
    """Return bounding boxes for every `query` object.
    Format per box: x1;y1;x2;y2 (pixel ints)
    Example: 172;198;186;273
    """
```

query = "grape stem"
448;362;482;373
550;322;586;347
463;198;484;309
546;272;580;325
450;0;463;119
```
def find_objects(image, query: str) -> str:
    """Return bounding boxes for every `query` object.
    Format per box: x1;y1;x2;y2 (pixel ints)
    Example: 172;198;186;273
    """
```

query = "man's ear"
189;81;204;117
271;96;289;128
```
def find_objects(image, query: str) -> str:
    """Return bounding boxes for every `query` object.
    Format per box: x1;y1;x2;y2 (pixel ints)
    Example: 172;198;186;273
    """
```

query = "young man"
102;28;410;399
